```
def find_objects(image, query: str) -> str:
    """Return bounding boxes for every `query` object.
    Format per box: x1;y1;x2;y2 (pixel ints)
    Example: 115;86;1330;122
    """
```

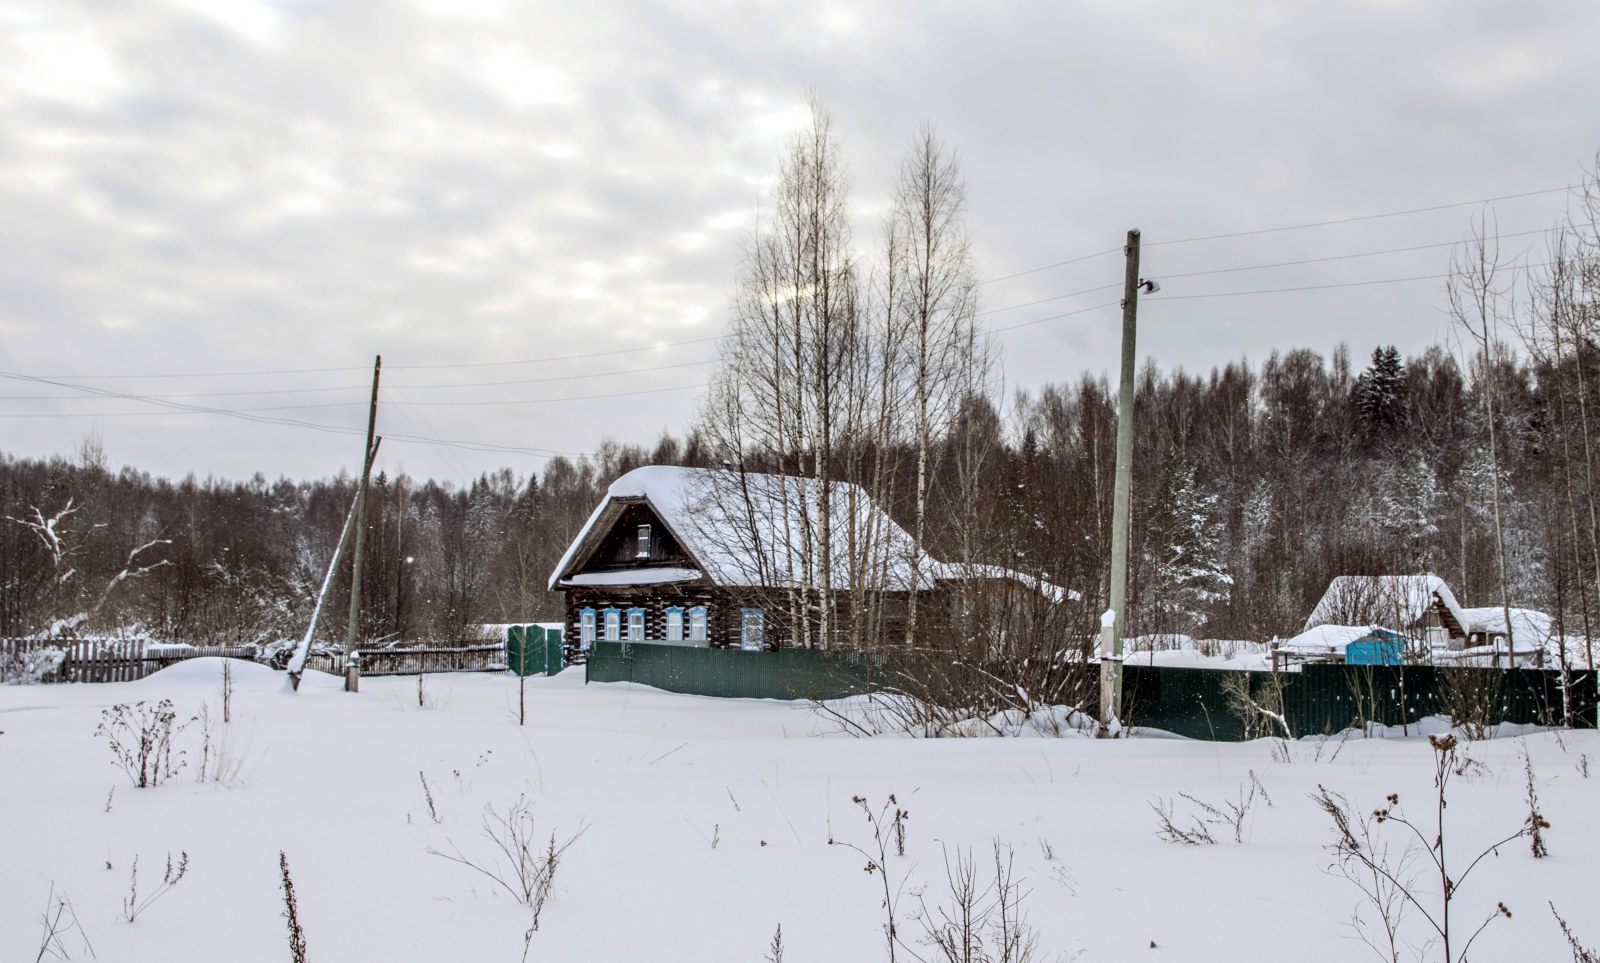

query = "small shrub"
838;795;914;962
35;883;93;961
428;795;584;923
1150;797;1216;845
280;851;308;963
1152;774;1268;845
420;772;442;824
96;700;190;788
915;843;1040;963
1437;668;1504;741
1523;746;1550;858
120;851;189;922
1314;734;1537;963
1552;903;1599;963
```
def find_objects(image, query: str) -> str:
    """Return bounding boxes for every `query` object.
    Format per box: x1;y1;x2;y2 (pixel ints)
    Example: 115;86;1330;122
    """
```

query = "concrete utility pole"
1101;230;1142;731
344;355;382;693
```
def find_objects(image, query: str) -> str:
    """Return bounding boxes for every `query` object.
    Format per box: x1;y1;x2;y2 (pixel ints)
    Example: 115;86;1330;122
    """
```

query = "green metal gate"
507;625;564;677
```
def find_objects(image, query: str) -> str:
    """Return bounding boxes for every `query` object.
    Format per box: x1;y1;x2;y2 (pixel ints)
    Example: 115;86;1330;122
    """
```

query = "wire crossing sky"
2;0;1597;482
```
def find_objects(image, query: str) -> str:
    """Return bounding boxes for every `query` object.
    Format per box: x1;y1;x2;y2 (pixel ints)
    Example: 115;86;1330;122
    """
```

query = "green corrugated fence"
586;641;1597;740
586;641;892;700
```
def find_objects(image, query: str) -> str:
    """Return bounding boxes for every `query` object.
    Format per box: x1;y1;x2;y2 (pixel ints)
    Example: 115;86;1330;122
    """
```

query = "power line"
0;376;709;416
1147;273;1448;301
978;283;1122;317
989;300;1122;335
1;357;717;402
36;334;727;381
1151;228;1554;281
1147;185;1573;248
977;184;1572;287
978;248;1121;286
0;369;594;459
1147;258;1557;302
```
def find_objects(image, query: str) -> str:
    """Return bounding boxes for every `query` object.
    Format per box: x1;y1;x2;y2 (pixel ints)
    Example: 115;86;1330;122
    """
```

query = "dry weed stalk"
1315;734;1539;963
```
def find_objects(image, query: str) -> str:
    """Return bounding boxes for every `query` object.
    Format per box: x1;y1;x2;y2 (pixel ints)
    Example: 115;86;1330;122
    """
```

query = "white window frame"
740;608;765;652
602;607;621;642
627;607;646;642
688;606;707;644
636;524;652;559
579;608;596;651
665;606;684;642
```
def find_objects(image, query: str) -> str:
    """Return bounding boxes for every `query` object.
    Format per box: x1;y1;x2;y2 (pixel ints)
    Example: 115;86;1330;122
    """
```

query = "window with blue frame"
740;608;765;651
602;608;620;642
579;608;596;651
627;607;646;641
665;606;684;642
688;606;707;644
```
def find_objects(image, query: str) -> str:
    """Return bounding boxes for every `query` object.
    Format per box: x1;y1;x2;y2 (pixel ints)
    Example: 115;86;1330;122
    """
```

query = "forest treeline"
1;337;1591;648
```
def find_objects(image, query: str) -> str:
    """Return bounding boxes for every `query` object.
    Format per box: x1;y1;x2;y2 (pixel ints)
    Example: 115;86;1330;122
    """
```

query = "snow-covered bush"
0;645;66;685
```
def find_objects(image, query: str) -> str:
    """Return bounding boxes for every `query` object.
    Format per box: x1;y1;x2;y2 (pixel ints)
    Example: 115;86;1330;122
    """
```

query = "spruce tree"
1141;448;1232;637
1356;345;1407;442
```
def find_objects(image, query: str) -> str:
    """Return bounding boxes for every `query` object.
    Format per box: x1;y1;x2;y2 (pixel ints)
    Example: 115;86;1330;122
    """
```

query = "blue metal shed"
1346;627;1406;666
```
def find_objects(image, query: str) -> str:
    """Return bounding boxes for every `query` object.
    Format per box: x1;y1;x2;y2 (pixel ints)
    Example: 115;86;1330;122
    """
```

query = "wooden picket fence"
3;637;509;684
0;638;259;684
304;643;507;677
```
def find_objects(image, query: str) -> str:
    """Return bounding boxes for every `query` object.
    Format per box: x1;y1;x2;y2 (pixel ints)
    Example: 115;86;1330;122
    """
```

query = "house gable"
570;501;697;576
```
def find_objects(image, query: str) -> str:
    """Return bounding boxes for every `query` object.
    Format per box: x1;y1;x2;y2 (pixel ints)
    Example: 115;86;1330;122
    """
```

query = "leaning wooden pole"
286;498;358;692
344;355;382;693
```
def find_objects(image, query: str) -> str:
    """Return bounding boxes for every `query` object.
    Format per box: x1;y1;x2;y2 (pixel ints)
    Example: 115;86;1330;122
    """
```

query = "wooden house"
547;466;1073;663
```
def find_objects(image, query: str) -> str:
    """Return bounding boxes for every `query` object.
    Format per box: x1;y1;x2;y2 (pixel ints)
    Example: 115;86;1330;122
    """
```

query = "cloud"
0;0;1596;483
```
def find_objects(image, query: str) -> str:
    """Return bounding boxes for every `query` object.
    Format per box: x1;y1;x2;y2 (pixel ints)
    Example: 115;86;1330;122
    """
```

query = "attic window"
636;524;652;559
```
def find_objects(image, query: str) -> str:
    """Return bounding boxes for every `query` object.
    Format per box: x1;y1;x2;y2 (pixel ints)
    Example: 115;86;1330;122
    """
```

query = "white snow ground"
3;659;1597;962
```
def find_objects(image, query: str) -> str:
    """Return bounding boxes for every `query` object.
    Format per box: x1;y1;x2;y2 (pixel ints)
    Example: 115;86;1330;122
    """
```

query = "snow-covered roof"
1304;574;1467;635
929;563;1082;604
1457;607;1553;641
1276;624;1380;656
548;466;939;592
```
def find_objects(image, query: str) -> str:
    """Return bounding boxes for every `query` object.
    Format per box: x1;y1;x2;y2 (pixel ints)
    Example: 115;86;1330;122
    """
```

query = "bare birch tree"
700;96;863;648
885;124;988;645
1448;211;1520;663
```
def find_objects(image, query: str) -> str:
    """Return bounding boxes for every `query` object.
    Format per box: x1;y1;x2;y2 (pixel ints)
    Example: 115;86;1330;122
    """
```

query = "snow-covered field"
3;659;1597;962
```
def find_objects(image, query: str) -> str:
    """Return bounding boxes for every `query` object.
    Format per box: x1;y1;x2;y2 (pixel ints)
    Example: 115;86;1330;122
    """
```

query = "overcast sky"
3;0;1598;485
